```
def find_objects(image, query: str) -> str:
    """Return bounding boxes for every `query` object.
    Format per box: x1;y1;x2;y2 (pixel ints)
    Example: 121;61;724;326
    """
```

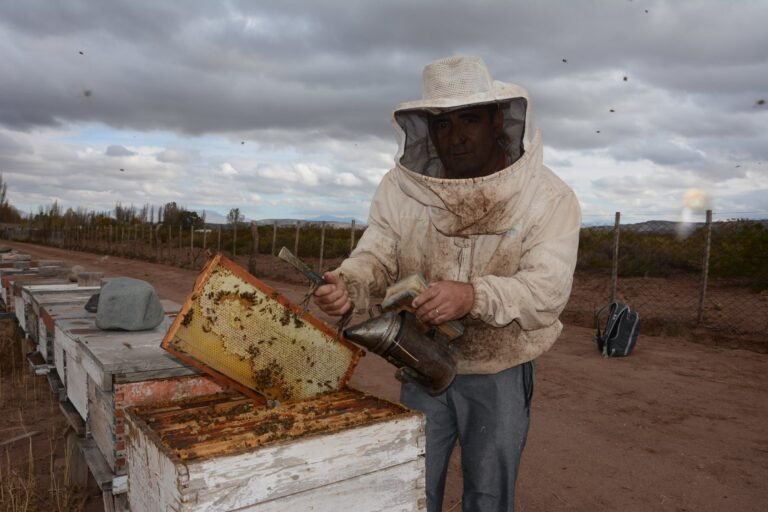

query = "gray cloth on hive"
96;277;165;331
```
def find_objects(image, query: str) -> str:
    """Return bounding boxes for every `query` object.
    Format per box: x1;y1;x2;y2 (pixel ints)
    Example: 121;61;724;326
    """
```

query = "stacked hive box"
50;299;225;476
127;389;424;511
126;254;427;511
21;283;100;369
12;268;225;511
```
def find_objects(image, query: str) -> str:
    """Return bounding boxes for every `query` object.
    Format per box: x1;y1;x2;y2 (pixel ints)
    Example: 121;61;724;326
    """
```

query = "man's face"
428;105;503;179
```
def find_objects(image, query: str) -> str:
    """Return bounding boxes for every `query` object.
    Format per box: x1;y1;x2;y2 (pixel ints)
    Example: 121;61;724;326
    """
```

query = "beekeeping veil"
389;56;544;236
393;55;537;178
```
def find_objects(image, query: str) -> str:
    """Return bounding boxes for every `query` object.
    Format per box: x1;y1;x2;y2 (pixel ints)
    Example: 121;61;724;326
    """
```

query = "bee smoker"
344;310;456;394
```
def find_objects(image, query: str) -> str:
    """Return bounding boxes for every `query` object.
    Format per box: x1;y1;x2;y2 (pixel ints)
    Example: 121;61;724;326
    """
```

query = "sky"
1;0;766;226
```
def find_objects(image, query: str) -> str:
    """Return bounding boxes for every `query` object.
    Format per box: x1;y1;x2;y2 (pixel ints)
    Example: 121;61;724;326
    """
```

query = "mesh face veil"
392;56;536;179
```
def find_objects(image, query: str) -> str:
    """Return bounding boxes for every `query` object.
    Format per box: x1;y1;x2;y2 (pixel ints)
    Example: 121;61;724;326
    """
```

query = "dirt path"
3;241;767;511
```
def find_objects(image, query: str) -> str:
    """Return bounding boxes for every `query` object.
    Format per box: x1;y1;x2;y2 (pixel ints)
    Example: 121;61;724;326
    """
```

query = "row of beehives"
1;250;426;512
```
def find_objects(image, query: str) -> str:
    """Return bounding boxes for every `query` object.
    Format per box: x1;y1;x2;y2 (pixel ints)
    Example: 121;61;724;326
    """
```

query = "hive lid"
161;254;362;403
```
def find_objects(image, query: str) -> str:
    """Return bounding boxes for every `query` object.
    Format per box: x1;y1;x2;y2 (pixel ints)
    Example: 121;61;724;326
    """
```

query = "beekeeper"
314;55;581;512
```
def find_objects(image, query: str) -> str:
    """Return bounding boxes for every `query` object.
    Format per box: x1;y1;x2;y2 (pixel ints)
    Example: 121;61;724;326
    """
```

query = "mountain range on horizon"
198;209;767;232
199;209;365;227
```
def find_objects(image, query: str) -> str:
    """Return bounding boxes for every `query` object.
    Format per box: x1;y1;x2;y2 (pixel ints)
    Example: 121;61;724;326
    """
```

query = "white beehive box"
126;388;426;512
127;254;427;511
21;283;99;365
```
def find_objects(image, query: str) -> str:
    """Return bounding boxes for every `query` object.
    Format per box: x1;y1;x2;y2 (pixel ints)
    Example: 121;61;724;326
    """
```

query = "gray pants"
400;362;534;512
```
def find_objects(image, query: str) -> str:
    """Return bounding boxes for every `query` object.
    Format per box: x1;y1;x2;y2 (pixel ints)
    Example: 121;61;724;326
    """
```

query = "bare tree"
227;208;243;225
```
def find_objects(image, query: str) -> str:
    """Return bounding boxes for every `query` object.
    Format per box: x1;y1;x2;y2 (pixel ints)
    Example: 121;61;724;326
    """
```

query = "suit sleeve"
332;172;401;312
469;183;581;330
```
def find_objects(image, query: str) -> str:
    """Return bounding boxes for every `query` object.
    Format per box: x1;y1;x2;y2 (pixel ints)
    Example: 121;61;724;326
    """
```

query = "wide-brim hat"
394;55;529;114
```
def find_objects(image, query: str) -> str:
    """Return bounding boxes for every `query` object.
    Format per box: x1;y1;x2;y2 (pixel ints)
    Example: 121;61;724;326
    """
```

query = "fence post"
155;224;162;262
294;221;301;256
203;226;208;250
217;225;222;253
167;224;173;263
233;222;237;257
249;221;259;275
189;225;194;267
319;221;326;271
271;221;277;273
109;225;113;254
349;219;356;254
610;212;620;303
697;210;713;323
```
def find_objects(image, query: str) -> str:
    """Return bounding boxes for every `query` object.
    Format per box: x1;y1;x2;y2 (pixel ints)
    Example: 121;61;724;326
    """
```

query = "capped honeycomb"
162;254;361;402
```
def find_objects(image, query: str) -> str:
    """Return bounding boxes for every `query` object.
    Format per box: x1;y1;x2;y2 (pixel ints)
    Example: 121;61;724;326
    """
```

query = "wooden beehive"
10;270;232;509
126;388;425;512
52;300;194;423
44;295;222;478
0;268;38;311
162;254;363;402
21;283;99;366
125;255;427;511
10;274;71;330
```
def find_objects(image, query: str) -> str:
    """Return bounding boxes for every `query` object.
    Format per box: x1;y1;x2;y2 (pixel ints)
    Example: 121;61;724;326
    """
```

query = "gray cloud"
105;144;135;157
156;148;199;163
0;0;766;220
0;132;30;156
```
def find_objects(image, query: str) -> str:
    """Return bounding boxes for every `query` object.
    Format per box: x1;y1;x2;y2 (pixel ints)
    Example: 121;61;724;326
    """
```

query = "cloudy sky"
1;0;766;226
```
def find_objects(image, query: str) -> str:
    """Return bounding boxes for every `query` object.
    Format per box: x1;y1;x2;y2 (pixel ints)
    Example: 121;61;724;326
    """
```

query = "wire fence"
5;212;767;352
563;212;768;352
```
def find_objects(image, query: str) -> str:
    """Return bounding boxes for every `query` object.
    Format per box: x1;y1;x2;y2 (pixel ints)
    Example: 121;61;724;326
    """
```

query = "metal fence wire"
7;211;768;352
563;212;768;352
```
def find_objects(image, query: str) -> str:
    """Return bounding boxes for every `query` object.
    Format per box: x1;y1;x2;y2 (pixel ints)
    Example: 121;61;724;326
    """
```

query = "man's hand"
412;280;474;326
313;272;353;316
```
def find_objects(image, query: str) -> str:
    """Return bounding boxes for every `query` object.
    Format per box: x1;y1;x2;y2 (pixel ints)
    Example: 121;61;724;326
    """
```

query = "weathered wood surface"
5;273;69;323
52;300;192;424
89;375;224;474
231;461;425;512
78;436;127;492
13;295;26;330
89;379;117;470
66;346;90;418
68;319;196;384
27;285;97;320
127;389;425;512
0;268;38;306
23;282;81;295
14;275;75;333
16;281;223;490
23;285;98;359
188;417;425;511
47;302;96;384
53;299;189;387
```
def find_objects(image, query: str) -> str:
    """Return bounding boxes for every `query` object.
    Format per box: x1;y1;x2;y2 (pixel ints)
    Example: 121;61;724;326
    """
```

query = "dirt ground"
1;240;767;511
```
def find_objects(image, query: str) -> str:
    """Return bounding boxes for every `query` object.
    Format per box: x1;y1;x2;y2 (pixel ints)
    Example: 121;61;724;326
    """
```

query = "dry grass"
0;319;89;512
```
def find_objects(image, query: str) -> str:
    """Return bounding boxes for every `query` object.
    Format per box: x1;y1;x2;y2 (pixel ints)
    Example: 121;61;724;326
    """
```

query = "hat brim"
394;81;529;115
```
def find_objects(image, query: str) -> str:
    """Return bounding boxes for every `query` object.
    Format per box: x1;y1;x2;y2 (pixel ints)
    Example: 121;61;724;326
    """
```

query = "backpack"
594;302;640;357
